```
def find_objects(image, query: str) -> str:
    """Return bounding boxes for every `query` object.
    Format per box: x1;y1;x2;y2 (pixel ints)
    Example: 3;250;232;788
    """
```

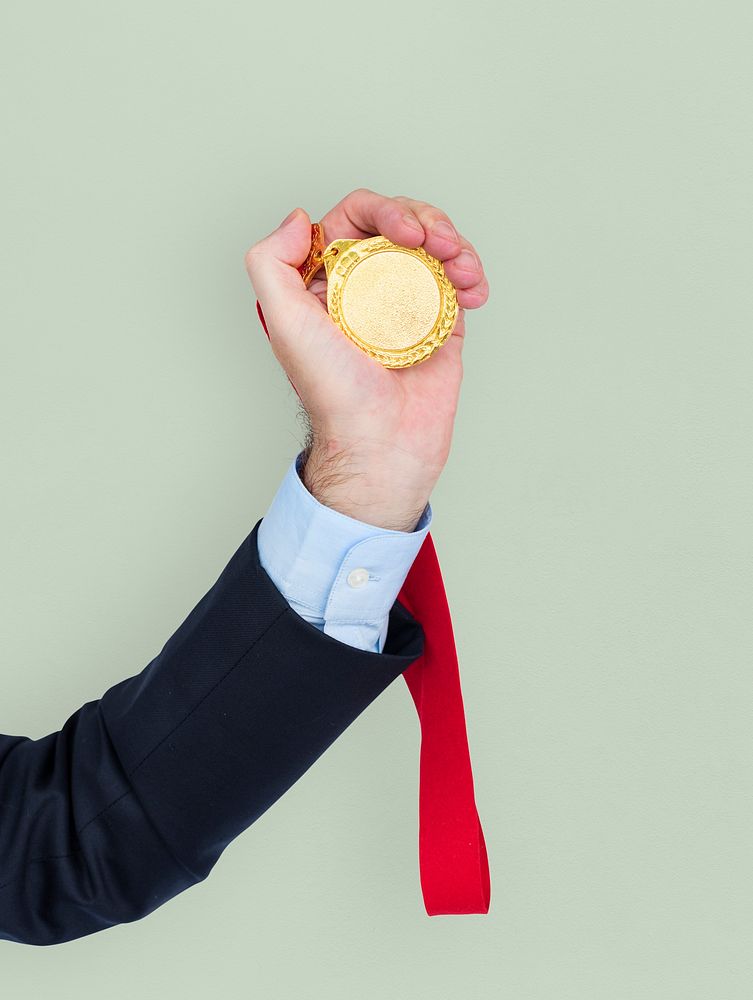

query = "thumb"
244;207;316;334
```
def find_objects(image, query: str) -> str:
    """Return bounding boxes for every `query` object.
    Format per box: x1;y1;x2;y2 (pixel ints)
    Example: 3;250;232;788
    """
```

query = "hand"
244;188;489;531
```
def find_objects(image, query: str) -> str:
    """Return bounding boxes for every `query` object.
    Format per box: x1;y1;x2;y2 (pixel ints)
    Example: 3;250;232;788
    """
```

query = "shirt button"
346;567;370;588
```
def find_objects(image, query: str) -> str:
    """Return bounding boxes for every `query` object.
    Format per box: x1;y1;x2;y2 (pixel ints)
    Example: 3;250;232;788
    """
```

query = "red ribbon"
256;294;490;916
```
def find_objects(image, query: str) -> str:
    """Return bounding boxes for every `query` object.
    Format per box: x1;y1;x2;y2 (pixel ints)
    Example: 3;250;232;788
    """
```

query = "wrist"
300;436;435;533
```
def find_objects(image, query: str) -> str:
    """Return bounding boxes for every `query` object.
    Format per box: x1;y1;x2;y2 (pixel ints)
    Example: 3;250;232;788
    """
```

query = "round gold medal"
298;222;458;369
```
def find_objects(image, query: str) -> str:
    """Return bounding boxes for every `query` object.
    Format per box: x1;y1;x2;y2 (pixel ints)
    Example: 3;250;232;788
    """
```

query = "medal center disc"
340;251;440;351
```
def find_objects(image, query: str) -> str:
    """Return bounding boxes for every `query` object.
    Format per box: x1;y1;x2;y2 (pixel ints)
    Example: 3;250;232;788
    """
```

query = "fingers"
392;194;465;258
246;190;489;341
322;188;428;249
327;189;489;309
445;235;490;307
454;274;490;309
442;236;489;304
392;194;489;304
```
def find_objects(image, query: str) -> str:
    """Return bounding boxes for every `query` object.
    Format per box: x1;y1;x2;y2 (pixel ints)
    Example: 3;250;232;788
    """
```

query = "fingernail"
279;207;300;228
402;213;423;232
431;220;458;241
455;249;478;271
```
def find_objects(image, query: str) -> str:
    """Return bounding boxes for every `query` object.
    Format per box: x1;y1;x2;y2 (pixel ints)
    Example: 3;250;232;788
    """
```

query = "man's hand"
244;188;489;532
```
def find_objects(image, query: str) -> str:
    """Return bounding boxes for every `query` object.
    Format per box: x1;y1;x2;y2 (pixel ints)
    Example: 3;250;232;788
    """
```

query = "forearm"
0;522;424;946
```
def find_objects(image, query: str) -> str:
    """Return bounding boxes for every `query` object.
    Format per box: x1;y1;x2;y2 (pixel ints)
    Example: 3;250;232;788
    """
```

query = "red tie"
255;248;490;916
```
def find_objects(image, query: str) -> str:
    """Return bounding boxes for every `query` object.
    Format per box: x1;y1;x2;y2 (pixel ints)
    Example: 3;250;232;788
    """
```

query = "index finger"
320;187;428;250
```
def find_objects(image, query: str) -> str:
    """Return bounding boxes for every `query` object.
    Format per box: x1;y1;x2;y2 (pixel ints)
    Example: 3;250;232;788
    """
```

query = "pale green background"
1;0;750;997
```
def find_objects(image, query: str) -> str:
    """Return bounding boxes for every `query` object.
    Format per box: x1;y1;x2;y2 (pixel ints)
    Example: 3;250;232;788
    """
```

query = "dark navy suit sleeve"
0;518;424;946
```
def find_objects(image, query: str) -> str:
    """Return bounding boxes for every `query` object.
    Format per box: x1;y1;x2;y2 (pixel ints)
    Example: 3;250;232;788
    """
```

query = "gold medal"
298;222;458;368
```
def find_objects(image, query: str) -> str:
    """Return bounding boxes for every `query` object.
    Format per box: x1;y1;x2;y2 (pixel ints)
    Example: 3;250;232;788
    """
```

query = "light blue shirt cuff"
256;450;432;654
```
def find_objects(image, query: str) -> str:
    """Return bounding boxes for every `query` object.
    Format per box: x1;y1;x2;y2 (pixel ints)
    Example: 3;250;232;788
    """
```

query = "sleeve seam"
125;606;288;778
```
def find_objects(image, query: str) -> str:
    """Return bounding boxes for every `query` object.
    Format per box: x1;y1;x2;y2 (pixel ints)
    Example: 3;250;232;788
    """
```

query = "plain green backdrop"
1;1;751;997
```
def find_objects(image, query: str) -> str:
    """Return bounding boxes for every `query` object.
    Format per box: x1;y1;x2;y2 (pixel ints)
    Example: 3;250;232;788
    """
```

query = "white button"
346;567;370;588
